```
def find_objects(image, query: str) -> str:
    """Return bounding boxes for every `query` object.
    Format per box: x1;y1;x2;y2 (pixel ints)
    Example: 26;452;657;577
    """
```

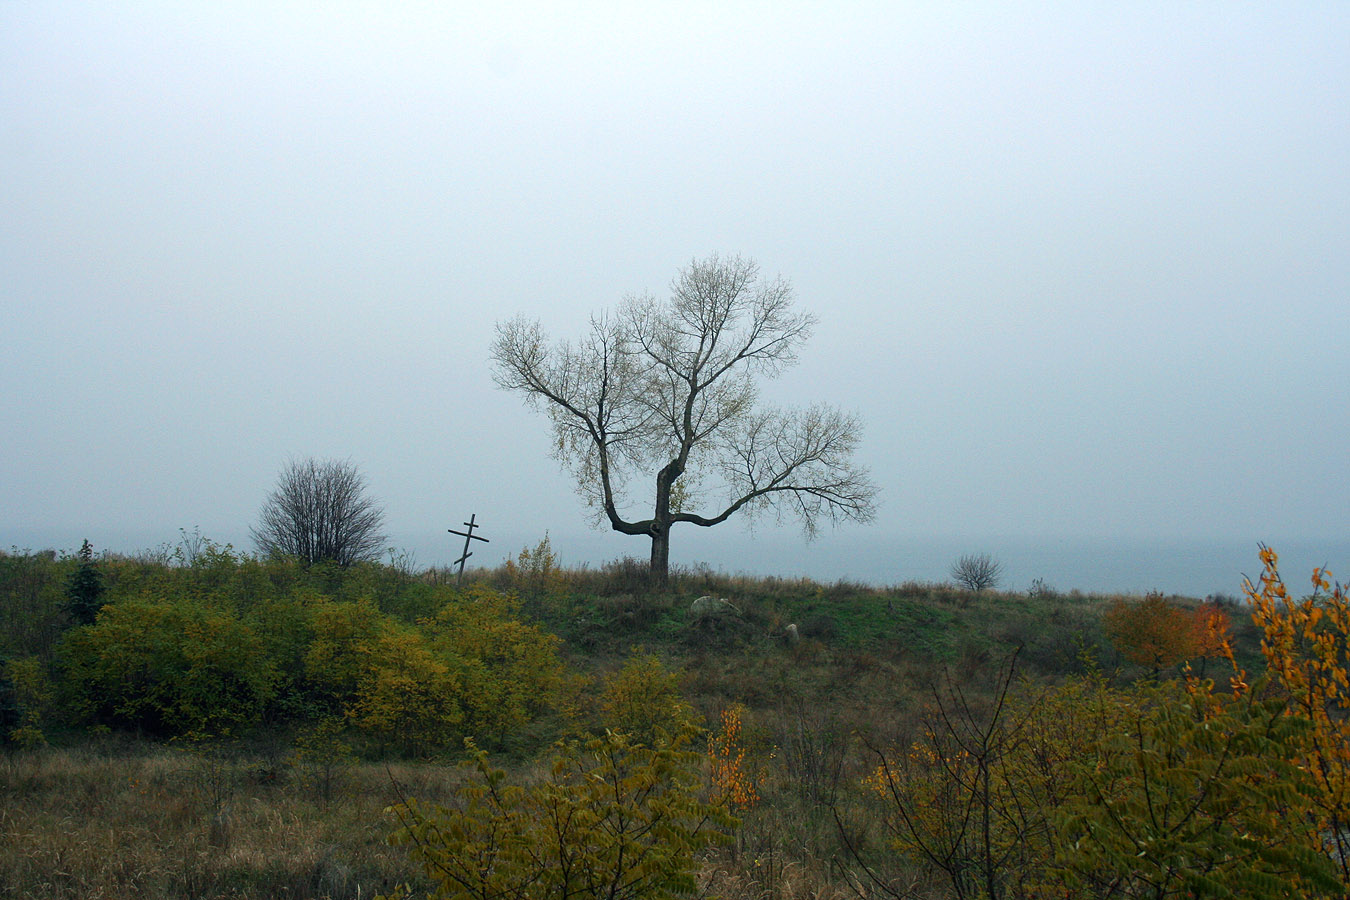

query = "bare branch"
489;256;879;580
251;458;386;566
673;404;877;533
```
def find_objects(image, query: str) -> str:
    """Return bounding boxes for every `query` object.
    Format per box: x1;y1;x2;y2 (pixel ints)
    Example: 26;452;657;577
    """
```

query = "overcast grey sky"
3;3;1347;587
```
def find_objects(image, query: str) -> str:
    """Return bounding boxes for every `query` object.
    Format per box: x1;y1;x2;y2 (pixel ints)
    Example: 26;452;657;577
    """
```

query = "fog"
3;4;1346;592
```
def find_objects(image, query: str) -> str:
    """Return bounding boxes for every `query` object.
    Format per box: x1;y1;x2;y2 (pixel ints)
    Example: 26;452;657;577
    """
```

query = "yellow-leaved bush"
380;730;735;900
349;624;463;756
1245;544;1350;885
57;594;277;736
707;705;758;810
303;598;389;712
422;585;568;748
333;586;567;755
597;651;698;747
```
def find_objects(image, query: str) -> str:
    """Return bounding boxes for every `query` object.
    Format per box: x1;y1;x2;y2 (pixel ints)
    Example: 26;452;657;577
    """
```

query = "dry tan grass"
2;741;910;900
0;744;429;899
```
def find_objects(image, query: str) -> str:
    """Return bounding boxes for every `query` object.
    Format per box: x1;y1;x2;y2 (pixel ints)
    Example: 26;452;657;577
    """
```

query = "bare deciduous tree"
491;254;878;583
251;458;386;566
951;553;1003;592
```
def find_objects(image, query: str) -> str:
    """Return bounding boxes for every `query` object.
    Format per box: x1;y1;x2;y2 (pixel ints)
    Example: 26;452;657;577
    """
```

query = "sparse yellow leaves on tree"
1245;544;1350;881
707;705;758;809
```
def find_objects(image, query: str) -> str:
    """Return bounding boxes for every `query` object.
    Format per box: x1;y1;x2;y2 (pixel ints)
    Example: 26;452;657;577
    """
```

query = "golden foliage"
303;598;389;708
1245;544;1350;878
597;652;698;747
501;533;565;597
424;585;567;746
381;731;735;900
303;588;567;754
707;705;758;810
1103;592;1232;673
348;626;463;755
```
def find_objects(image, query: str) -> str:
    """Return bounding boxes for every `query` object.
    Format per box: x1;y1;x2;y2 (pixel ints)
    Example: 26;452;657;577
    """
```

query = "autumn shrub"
597;651;699;746
0;548;70;663
423;585;568;750
1245;545;1350;886
707;705;759;810
858;625;1344;899
349;624;464;756
171;535;245;600
858;656;1127;899
57;594;277;737
240;593;317;721
304;587;567;755
1103;592;1194;672
1103;592;1232;675
1053;678;1338;898
3;655;52;749
598;555;657;595
303;597;391;714
500;533;566;600
382;730;735;900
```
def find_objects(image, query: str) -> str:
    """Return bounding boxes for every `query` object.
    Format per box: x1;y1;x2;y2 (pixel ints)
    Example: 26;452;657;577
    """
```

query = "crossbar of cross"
448;513;489;584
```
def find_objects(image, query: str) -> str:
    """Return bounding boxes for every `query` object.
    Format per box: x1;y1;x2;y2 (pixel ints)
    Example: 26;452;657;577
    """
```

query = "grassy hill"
0;541;1294;899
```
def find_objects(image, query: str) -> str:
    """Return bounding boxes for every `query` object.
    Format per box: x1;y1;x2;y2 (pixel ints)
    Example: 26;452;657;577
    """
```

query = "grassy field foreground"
0;545;1284;899
0;740;455;899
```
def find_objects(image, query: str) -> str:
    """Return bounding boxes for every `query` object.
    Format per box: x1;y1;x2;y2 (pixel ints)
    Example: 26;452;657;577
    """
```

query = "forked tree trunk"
649;525;670;586
647;462;680;586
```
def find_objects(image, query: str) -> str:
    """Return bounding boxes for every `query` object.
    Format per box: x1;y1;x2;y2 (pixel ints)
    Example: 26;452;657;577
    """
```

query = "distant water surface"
9;526;1348;600
530;531;1350;599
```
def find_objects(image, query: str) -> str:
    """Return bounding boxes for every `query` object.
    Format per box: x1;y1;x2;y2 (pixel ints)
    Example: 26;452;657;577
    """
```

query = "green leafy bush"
58;595;277;736
1056;680;1338;897
422;586;567;749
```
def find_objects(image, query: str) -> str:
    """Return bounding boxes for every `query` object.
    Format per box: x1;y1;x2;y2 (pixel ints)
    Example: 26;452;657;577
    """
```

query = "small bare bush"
949;553;1003;592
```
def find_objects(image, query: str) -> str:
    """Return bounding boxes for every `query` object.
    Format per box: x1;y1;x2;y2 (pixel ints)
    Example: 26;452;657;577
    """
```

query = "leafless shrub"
949;553;1003;592
251;458;386;567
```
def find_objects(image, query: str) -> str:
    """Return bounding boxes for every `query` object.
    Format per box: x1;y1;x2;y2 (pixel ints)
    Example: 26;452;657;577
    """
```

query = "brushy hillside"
0;536;1325;899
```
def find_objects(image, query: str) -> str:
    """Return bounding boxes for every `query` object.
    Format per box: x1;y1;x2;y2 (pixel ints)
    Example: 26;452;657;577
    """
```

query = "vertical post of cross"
448;514;490;585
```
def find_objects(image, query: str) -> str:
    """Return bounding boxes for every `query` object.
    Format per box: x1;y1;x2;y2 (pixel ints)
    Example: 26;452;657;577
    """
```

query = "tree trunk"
648;461;680;586
649;523;670;586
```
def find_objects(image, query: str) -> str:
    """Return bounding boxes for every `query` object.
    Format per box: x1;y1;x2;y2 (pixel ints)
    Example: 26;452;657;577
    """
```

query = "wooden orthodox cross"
448;514;489;585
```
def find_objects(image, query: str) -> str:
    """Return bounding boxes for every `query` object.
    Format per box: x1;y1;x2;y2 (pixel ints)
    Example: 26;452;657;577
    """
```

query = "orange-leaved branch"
1245;543;1350;883
707;705;758;810
1104;592;1233;673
